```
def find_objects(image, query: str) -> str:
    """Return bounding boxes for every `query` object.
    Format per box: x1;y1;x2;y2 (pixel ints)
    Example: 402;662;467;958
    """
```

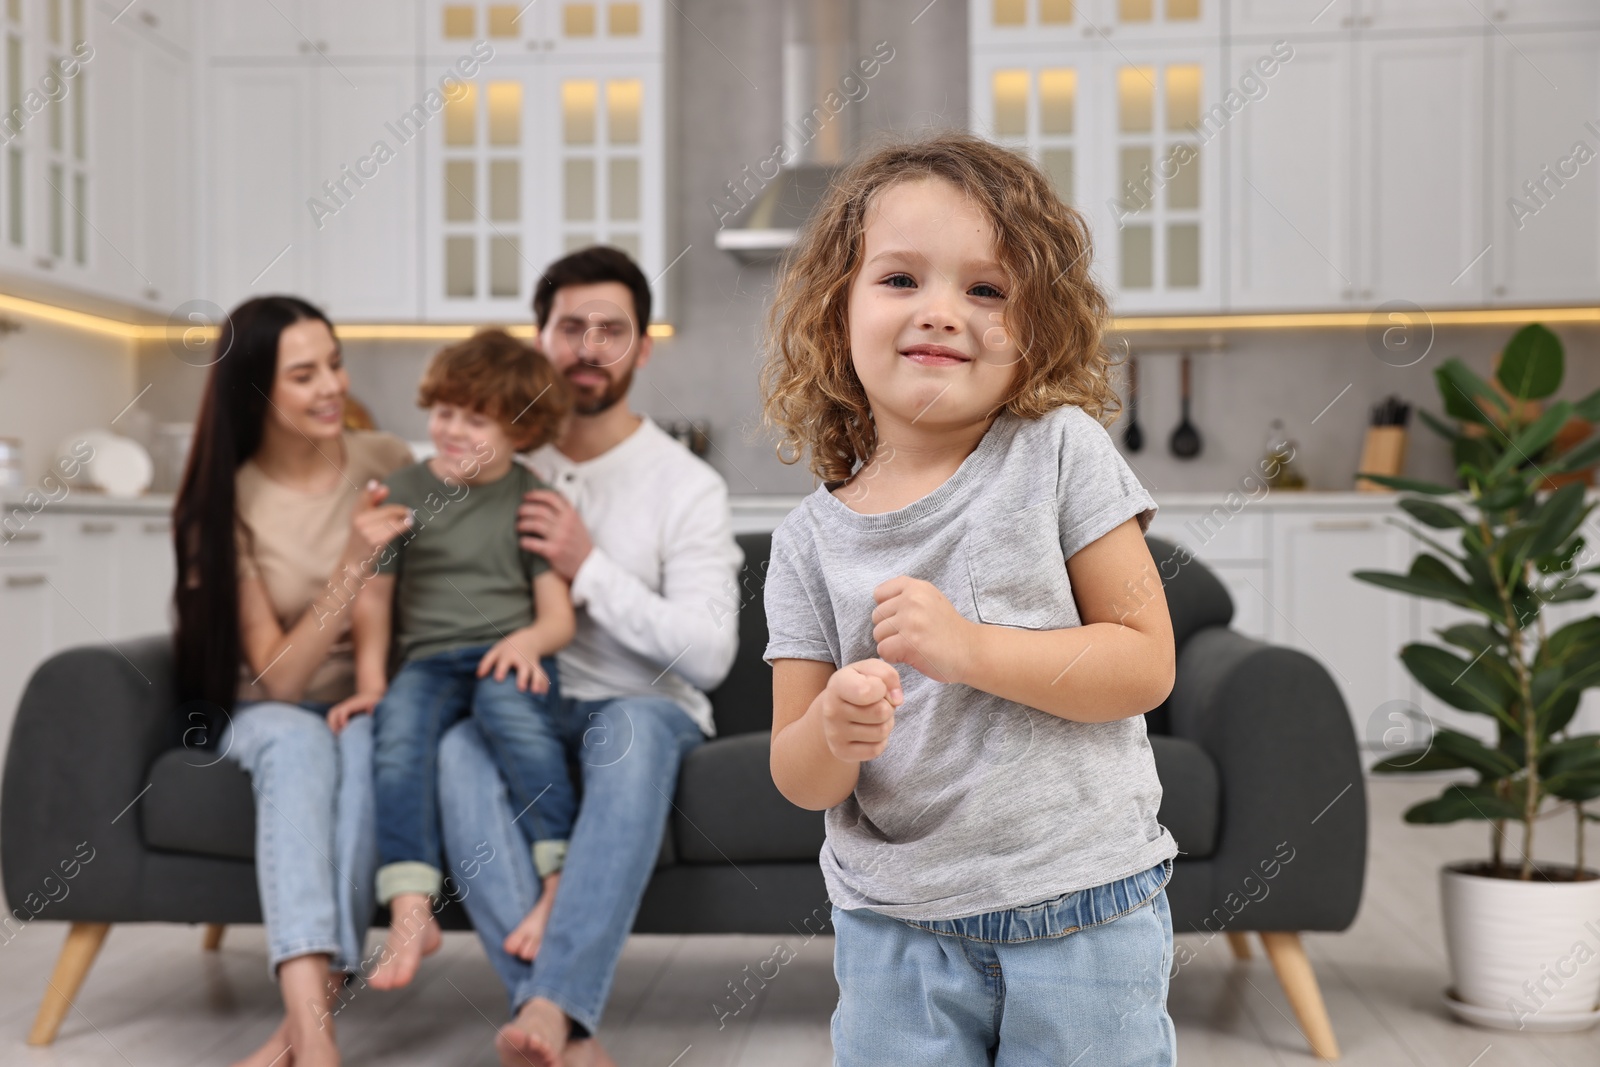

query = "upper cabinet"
972;0;1219;43
1488;28;1600;305
204;0;418;60
1353;32;1487;307
426;0;661;57
421;0;667;323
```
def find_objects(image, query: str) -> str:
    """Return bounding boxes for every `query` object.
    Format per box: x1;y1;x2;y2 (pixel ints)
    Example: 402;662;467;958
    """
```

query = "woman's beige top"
234;430;413;703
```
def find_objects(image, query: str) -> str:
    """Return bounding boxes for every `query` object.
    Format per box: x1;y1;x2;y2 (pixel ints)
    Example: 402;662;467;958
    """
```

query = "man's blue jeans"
437;694;705;1034
373;644;569;902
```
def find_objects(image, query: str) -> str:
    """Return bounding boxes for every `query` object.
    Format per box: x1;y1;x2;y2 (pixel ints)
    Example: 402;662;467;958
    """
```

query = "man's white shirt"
525;416;743;736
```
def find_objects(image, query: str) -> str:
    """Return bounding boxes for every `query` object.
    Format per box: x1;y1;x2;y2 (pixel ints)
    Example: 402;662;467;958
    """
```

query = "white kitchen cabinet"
47;513;120;651
1356;0;1488;31
119;0;194;55
205;0;418;60
1488;29;1600;306
1353;32;1488;307
204;64;313;304
425;0;662;57
1271;511;1417;750
89;4;194;309
423;53;666;321
0;562;58;772
1226;39;1354;309
969;47;1094;211
1145;506;1269;640
117;514;174;636
1228;0;1351;36
205;62;422;319
971;0;1218;44
1487;1;1600;28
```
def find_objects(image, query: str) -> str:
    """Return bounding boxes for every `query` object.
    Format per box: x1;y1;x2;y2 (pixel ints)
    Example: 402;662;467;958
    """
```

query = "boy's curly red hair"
760;131;1117;484
418;329;570;452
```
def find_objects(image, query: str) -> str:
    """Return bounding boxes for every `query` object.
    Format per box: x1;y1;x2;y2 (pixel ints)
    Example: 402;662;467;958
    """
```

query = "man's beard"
567;359;635;416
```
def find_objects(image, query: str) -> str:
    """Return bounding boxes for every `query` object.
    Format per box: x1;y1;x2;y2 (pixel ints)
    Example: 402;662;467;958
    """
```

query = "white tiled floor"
4;777;1600;1065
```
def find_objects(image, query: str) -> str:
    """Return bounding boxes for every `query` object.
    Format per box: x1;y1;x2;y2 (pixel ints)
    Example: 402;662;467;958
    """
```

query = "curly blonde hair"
760;131;1118;484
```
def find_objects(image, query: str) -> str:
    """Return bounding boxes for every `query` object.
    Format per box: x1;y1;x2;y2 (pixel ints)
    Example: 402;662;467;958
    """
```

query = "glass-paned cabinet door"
540;59;665;301
427;65;543;316
969;53;1087;211
970;0;1082;48
1092;0;1218;38
1090;46;1221;311
428;0;659;57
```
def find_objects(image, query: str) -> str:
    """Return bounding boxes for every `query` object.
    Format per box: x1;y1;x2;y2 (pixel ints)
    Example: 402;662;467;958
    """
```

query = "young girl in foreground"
761;132;1181;1065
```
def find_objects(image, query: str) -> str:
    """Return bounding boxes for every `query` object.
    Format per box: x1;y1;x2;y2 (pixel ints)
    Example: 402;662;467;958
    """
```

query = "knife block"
1356;427;1407;491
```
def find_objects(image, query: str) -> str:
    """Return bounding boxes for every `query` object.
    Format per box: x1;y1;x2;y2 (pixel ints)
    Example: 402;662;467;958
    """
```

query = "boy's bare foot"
368;893;442;990
231;1018;293;1067
503;872;561;961
494;997;568;1067
563;1037;618;1067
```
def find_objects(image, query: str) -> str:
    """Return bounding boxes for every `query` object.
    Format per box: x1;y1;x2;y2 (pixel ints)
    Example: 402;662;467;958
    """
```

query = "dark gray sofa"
3;533;1366;1058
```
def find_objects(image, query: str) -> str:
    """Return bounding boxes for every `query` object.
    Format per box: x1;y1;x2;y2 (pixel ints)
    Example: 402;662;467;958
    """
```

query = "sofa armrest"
1166;626;1367;934
2;636;177;921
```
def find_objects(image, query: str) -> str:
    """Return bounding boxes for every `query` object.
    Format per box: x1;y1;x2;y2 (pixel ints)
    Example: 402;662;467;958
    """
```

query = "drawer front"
1148;506;1267;562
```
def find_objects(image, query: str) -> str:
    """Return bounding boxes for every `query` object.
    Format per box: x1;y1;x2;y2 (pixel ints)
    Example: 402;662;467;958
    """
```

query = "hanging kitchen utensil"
1169;351;1202;459
1123;356;1144;452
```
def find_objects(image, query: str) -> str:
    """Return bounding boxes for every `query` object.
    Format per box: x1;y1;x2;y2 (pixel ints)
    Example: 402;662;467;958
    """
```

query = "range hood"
714;0;855;263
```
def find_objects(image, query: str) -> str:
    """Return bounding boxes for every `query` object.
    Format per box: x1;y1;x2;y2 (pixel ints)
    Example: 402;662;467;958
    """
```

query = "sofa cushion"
674;732;825;864
142;749;258;861
1150;734;1220;859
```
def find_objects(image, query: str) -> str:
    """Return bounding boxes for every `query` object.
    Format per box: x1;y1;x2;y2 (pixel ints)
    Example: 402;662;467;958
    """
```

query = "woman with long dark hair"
172;296;413;1067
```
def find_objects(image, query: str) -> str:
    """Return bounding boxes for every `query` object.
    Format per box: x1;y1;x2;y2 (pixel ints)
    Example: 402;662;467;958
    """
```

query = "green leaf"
1430;728;1521;778
1435;622;1501;656
1437;359;1507;424
1544;616;1600;665
1573;385;1600;423
1417;407;1462;443
1550;432;1600;475
1539;736;1600;779
1404;784;1522;823
1478;478;1529;513
1372;746;1474;773
1487;401;1573;481
1497;323;1564;400
1542;768;1600;803
1401;643;1519;729
1543;582;1595;604
1350;473;1456;496
1525;483;1592;560
1400;497;1470;529
1355;554;1491;613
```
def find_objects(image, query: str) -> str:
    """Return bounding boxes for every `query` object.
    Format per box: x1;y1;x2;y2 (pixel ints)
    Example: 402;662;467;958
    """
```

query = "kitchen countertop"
2;490;176;515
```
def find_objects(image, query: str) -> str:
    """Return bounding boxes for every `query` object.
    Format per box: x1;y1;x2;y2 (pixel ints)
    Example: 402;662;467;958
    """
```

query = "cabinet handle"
81;520;116;534
4;530;42;544
139;10;158;27
142;521;171;534
1494;285;1507;296
1340;15;1353;26
1359;288;1373;299
298;40;311;52
317;40;328;51
34;256;54;270
5;572;47;587
1359;15;1373;26
144;286;160;302
1312;519;1374;532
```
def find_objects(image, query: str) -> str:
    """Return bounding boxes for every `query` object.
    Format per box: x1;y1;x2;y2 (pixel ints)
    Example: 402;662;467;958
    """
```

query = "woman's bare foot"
368;893;442;990
494;997;568;1067
276;954;342;1067
231;1018;293;1067
503;872;561;961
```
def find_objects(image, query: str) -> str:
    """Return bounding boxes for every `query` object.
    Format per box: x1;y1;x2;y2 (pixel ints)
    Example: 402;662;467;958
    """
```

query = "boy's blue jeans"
830;857;1177;1066
372;643;571;903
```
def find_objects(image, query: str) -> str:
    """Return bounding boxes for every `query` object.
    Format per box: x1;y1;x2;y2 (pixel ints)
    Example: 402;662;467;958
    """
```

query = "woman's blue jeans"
830;857;1177;1066
221;700;377;978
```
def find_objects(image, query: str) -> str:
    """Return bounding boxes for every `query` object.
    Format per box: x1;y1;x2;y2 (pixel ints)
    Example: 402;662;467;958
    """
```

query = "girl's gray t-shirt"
763;404;1177;921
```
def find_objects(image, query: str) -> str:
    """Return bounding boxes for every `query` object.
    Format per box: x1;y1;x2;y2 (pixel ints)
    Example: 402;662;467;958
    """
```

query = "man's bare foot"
231;1018;293;1067
562;1037;618;1067
368;893;442;990
503;872;561;961
494;997;568;1067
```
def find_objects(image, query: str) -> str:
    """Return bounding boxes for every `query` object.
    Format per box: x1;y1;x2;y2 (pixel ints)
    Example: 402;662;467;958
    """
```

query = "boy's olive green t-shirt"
375;460;551;665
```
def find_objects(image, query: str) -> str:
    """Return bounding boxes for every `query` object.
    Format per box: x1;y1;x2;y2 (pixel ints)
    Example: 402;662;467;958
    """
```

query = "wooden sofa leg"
27;921;111;1046
1226;932;1253;960
1259;931;1339;1061
202;924;226;951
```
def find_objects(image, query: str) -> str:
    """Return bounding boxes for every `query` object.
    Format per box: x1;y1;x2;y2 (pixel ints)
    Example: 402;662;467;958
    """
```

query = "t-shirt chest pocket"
964;500;1074;630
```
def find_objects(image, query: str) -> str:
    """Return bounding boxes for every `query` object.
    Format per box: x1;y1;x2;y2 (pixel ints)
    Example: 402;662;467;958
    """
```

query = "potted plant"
1354;323;1600;1032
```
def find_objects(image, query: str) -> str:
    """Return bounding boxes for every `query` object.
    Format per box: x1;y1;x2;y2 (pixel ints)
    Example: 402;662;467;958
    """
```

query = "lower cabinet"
0;506;175;773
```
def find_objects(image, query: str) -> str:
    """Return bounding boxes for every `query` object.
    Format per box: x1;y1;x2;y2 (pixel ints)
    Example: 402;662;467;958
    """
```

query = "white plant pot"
1440;861;1600;1031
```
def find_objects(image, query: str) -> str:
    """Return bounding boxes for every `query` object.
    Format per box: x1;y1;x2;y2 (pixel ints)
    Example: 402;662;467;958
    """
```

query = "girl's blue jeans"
830;857;1177;1066
222;699;376;979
